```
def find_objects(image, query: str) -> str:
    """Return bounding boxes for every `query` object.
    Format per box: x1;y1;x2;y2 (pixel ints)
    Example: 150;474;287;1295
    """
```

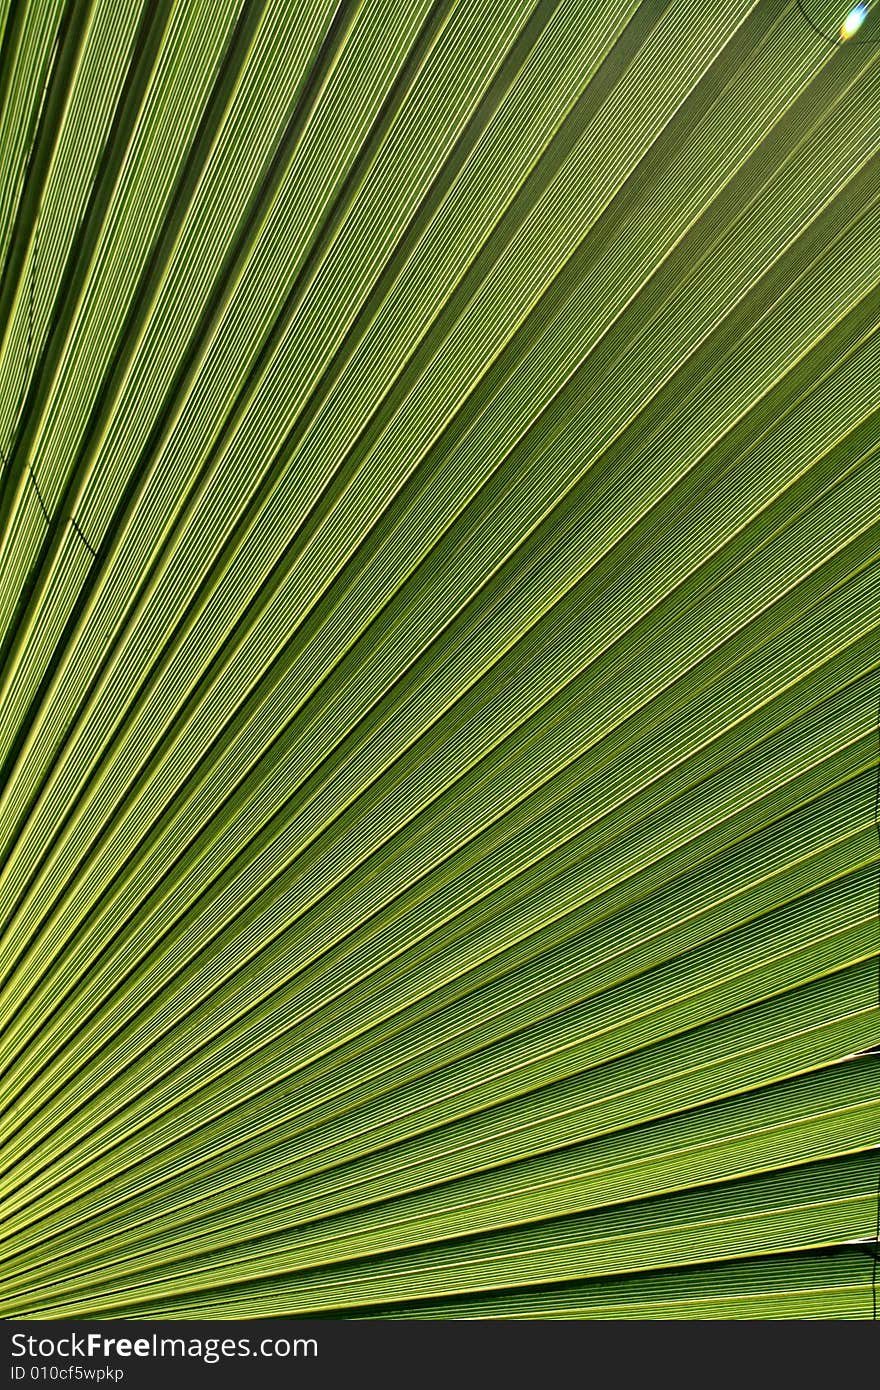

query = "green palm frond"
0;0;878;1319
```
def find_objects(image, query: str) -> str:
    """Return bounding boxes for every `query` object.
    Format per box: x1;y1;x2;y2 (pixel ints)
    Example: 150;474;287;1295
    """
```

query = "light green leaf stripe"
0;0;878;1318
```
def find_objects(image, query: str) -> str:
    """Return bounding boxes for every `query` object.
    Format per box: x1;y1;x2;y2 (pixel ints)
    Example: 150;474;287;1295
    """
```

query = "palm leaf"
0;0;878;1318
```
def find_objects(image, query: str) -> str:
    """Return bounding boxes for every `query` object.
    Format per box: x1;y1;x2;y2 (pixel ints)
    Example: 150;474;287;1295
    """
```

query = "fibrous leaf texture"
0;0;878;1319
